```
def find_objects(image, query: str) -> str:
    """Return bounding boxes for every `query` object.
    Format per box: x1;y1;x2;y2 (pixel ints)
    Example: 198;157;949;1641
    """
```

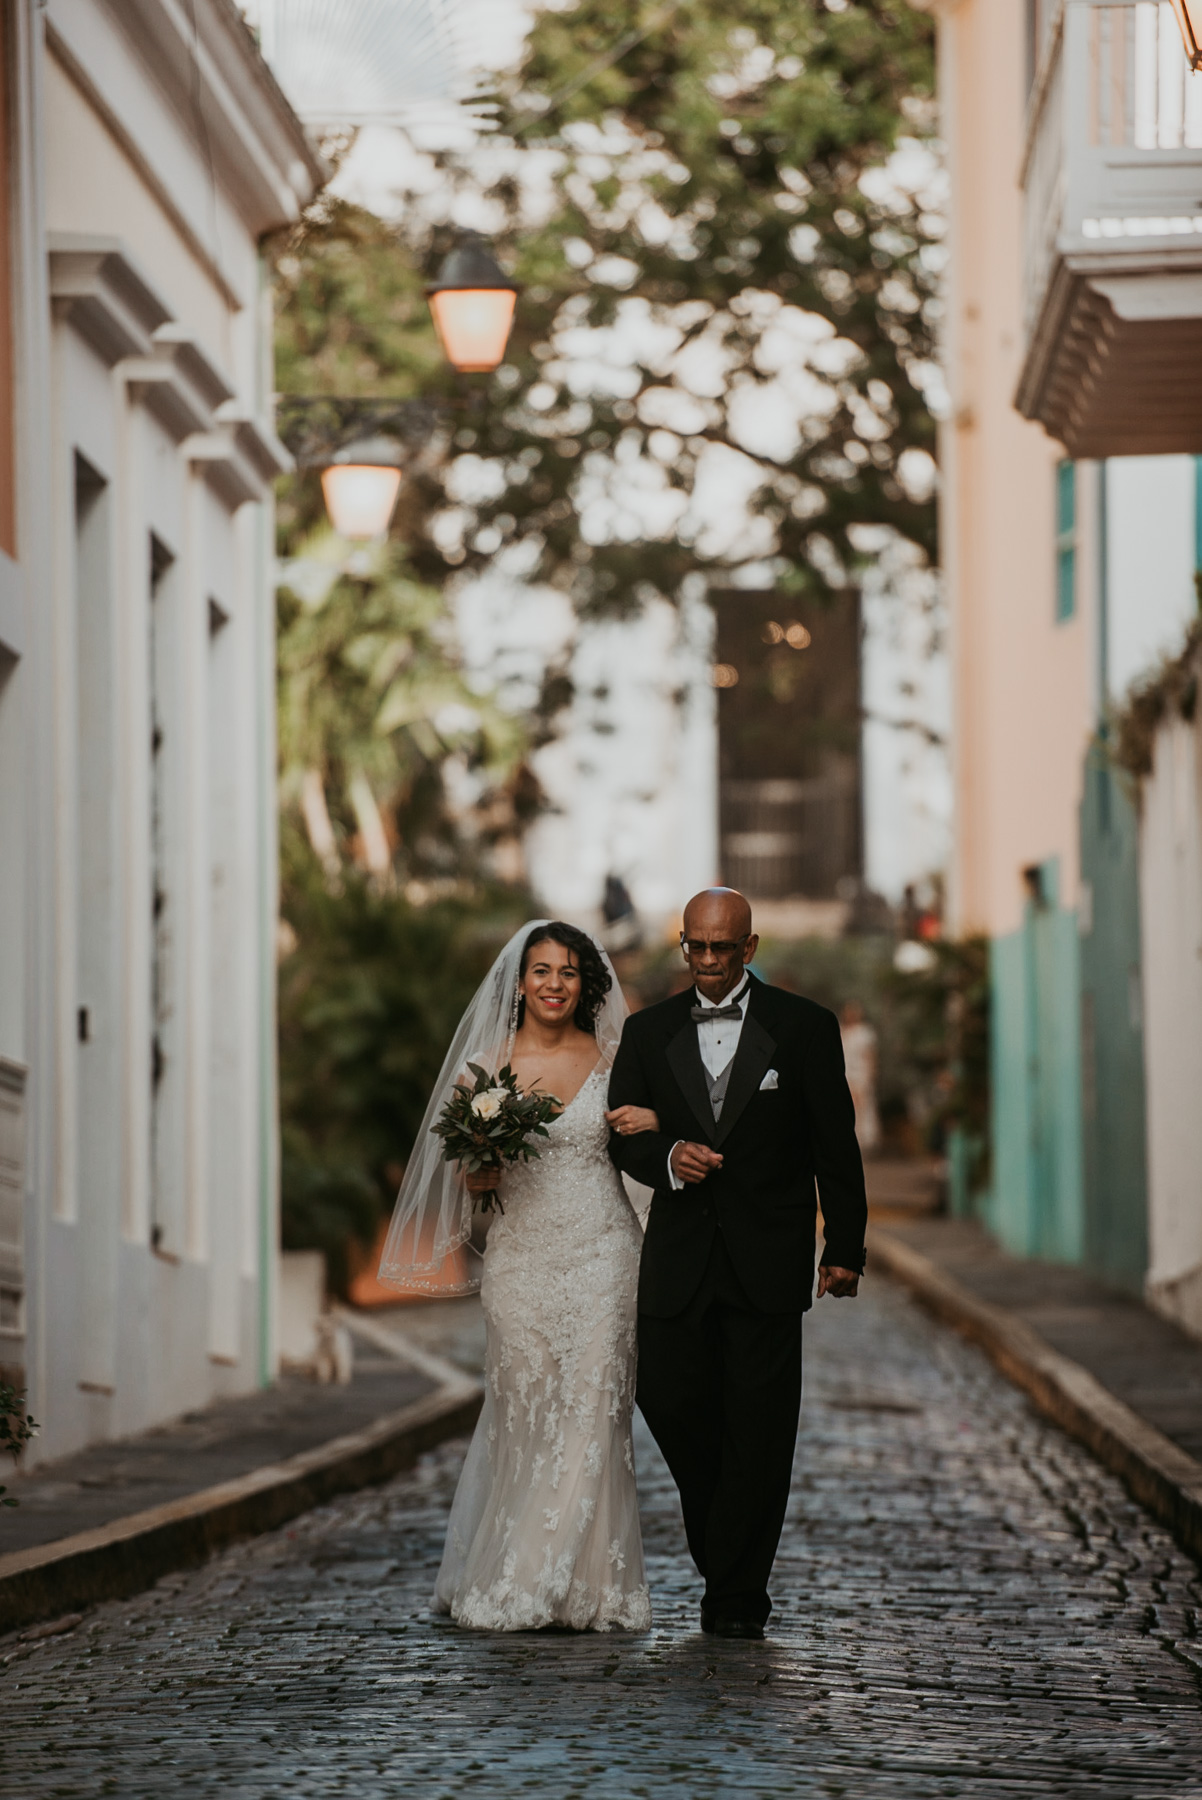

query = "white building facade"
0;0;322;1462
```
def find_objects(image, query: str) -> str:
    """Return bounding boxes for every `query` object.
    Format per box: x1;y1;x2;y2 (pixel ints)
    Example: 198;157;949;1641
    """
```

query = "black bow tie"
691;999;744;1023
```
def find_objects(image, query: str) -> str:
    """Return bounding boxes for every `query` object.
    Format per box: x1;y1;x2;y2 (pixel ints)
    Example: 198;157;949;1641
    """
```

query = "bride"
378;920;657;1632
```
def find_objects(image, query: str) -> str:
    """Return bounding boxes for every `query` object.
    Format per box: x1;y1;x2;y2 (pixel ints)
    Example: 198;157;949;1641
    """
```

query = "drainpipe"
256;495;277;1388
255;250;279;1389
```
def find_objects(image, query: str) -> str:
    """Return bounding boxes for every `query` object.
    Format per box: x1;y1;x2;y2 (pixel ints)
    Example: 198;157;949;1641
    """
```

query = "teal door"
1078;740;1148;1291
1026;860;1084;1263
989;857;1083;1263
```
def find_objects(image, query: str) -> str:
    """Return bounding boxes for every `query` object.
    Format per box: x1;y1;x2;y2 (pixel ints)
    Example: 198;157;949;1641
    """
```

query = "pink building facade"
935;0;1202;1302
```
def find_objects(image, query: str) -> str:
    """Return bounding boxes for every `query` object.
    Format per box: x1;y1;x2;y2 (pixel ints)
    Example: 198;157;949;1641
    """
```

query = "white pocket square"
759;1069;779;1090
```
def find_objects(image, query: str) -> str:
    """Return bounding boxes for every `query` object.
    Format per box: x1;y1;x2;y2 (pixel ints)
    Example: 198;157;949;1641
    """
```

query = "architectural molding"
124;324;236;444
189;413;292;509
48;234;171;366
224;412;292;482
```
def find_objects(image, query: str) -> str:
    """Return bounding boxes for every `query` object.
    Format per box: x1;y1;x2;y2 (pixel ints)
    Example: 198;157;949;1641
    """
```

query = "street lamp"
427;232;518;374
1172;0;1202;69
320;436;404;540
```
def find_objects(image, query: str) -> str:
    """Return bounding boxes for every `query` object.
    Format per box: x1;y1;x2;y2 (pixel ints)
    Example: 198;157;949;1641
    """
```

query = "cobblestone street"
4;1279;1201;1800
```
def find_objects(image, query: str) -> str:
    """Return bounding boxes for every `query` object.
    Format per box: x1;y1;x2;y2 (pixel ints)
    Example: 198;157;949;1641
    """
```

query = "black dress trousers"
636;1230;803;1627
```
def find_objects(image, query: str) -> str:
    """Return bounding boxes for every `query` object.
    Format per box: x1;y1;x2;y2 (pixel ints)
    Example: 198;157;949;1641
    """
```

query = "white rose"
471;1091;503;1121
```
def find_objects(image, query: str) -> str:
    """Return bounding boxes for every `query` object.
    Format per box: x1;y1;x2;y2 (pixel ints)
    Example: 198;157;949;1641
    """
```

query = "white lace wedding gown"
433;1065;652;1632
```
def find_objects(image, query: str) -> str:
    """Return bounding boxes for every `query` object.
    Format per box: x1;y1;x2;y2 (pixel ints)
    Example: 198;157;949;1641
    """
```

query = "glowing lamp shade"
321;441;403;539
429;288;517;373
427;233;518;374
1173;0;1202;68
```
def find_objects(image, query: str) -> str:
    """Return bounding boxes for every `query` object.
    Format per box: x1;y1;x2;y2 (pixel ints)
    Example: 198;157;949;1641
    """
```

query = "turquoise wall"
988;861;1084;1262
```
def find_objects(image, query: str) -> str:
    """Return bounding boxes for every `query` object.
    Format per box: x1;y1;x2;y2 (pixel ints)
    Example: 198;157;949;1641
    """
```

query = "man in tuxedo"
607;887;866;1639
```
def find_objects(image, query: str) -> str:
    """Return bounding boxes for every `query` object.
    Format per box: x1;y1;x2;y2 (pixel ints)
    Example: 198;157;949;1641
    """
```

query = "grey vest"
708;1057;736;1120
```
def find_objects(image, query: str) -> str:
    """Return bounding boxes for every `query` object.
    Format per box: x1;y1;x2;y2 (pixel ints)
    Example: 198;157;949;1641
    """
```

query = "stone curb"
0;1378;483;1636
871;1228;1202;1564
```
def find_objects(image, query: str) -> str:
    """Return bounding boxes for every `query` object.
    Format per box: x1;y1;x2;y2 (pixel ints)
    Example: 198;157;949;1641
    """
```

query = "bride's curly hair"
518;922;612;1036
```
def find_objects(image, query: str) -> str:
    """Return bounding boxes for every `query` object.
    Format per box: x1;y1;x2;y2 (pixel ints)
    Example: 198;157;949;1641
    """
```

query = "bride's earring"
505;976;521;1058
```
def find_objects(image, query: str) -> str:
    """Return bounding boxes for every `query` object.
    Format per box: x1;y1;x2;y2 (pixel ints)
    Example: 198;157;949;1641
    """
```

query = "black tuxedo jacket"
607;976;867;1317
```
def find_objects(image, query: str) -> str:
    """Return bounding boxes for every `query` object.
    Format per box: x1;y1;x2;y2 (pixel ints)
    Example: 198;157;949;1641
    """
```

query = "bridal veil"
377;920;629;1296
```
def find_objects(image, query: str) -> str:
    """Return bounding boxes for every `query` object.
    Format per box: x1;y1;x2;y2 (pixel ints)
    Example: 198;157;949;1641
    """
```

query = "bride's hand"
606;1105;660;1137
464;1169;500;1194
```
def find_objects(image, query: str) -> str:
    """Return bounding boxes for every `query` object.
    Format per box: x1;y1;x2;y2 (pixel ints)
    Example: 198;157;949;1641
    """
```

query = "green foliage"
1112;616;1201;782
269;0;939;613
279;1130;381;1300
273;194;449;404
1;1381;38;1509
276;530;527;873
879;936;990;1175
277;844;531;1293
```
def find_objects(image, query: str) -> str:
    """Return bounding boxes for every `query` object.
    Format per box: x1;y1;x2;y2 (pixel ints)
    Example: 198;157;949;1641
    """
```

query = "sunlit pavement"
4;1280;1201;1799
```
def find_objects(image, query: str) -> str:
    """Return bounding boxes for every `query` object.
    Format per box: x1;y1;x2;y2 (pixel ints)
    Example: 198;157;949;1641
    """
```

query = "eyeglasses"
679;934;750;957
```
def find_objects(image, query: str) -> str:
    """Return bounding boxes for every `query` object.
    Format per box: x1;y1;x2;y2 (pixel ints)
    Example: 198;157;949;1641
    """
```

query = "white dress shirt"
693;970;751;1080
667;972;751;1189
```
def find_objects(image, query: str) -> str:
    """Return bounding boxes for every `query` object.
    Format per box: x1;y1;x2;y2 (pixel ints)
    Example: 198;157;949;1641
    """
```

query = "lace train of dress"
433;1066;651;1632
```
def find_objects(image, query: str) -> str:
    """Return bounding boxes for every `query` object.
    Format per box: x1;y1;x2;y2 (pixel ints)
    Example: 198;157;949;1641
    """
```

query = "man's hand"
817;1264;860;1299
670;1141;723;1185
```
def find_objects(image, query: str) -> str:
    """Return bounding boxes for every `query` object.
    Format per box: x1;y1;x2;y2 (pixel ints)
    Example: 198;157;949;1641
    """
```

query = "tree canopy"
271;0;940;615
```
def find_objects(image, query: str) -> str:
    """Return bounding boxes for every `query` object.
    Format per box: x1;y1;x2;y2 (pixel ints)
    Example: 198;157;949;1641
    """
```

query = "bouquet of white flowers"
431;1063;561;1214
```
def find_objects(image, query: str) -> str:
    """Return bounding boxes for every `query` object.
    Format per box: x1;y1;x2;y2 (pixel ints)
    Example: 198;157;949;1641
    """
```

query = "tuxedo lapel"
665;1012;717;1144
713;989;777;1148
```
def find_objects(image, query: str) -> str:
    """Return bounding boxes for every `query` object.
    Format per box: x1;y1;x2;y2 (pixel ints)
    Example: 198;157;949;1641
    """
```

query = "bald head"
680;888;757;1001
683;888;753;941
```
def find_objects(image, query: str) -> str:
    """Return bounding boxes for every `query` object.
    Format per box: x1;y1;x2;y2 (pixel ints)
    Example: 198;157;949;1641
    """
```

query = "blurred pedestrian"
601;871;642;953
840;1000;881;1154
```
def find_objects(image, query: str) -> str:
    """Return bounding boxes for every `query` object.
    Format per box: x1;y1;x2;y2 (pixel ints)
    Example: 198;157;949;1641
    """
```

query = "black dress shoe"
712;1618;764;1640
700;1609;715;1634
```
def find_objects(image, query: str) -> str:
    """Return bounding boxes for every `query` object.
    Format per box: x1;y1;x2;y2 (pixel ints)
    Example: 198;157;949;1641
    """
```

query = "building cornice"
45;0;325;244
48;235;281;479
46;22;245;310
190;412;292;510
223;413;292;483
125;325;237;443
48;235;172;365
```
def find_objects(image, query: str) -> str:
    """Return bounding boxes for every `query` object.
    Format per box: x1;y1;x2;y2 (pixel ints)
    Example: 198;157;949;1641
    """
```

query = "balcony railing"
1090;3;1202;149
1018;1;1202;454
